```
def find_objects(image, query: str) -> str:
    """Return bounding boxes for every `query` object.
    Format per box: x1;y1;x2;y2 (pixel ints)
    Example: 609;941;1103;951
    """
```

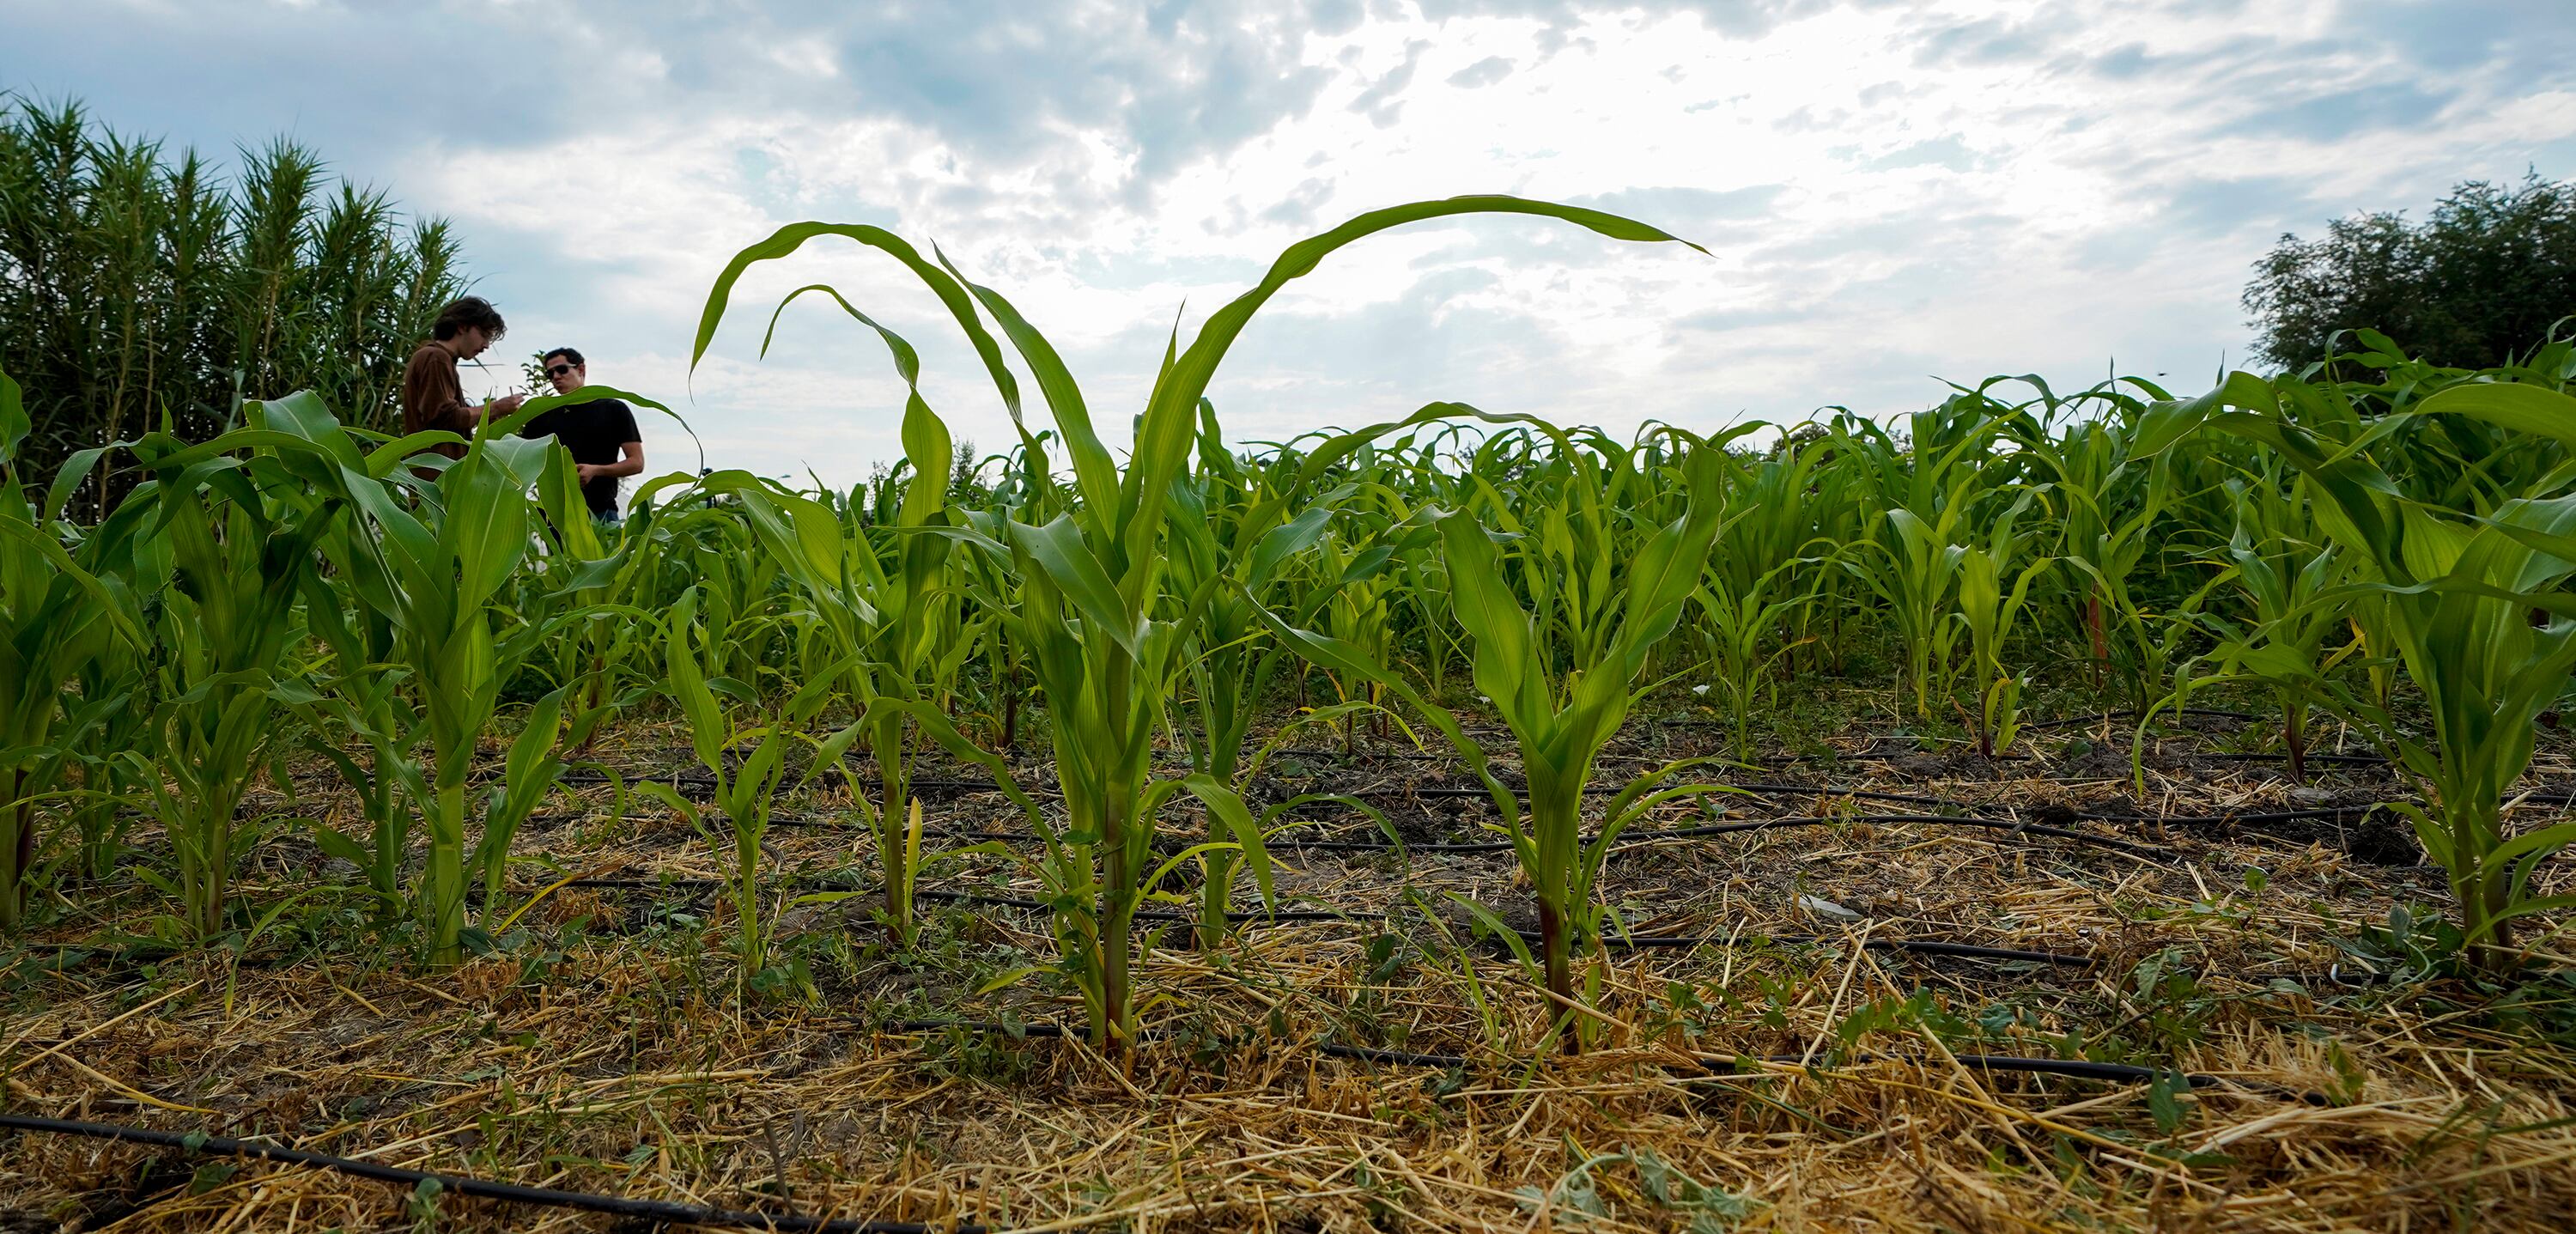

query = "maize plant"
1430;431;1728;1035
66;645;149;881
2012;395;2179;709
696;289;969;948
1168;416;1358;951
1269;423;1732;1047
1845;406;2014;720
100;435;333;938
1175;436;1430;950
1686;566;1817;763
301;505;423;916
0;365;139;929
1692;424;1834;758
1952;491;2050;758
528;445;655;753
254;386;623;964
639;587;859;978
2148;374;2576;973
694;195;1703;1051
2189;474;2354;782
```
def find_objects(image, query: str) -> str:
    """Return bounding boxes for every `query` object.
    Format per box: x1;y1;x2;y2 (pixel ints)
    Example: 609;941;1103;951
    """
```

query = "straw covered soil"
4;705;2575;1232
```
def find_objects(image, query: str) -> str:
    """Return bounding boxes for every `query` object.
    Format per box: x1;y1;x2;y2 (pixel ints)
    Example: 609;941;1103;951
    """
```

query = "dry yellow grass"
4;714;2572;1232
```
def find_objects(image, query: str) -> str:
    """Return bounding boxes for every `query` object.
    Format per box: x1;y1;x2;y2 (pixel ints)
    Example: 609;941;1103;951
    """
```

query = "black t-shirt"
521;397;640;516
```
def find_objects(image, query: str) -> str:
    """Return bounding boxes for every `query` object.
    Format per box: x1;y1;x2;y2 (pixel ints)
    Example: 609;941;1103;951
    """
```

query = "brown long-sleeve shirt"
401;343;477;460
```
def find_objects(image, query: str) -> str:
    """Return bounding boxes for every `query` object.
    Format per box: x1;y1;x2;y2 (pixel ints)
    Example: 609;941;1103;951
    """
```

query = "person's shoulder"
405;343;449;367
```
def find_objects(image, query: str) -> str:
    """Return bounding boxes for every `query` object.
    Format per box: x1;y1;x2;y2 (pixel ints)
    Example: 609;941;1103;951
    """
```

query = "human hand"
492;392;527;415
576;463;604;483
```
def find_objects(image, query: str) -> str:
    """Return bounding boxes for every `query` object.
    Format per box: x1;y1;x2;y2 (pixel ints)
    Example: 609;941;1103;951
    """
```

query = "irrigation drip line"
2020;708;2260;731
0;1115;974;1234
1616;812;2160;857
866;1020;2250;1093
553;769;1994;815
908;888;1369;925
2202;751;2390;767
562;875;2104;972
596;804;2157;859
1565;933;2090;966
873;1018;1465;1067
2069;805;2389;826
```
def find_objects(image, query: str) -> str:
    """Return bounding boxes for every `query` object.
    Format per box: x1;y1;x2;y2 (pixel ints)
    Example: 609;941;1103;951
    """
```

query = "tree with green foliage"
0;94;467;506
2245;173;2576;374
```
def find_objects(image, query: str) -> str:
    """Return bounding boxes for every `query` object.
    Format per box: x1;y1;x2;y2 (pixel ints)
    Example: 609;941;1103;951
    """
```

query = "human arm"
577;439;645;484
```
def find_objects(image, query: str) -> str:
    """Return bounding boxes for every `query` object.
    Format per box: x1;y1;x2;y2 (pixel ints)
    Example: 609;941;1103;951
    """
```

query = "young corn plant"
1688;424;1835;758
637;587;857;979
694;195;1704;1052
2012;398;2179;709
255;386;617;964
105;450;333;938
1427;434;1728;1036
300;511;423;917
1169;424;1354;951
0;366;139;929
528;446;657;752
1687;568;1819;763
2147;374;2576;973
1952;493;2050;758
695;298;963;947
1845;409;2013;720
1269;427;1733;1048
65;649;149;881
2188;478;2354;782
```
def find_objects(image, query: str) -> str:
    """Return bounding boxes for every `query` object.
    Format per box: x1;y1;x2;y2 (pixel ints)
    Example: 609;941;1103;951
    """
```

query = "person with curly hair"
401;296;526;462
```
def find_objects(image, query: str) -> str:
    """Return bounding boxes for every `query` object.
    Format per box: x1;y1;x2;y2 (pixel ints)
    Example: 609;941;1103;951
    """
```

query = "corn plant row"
4;203;2575;1057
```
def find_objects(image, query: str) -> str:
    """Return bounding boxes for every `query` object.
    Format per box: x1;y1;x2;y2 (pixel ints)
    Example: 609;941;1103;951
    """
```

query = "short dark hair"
431;296;506;342
542;346;586;368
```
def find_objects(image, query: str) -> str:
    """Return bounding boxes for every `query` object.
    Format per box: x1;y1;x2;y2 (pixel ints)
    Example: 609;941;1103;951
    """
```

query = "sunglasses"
545;363;578;377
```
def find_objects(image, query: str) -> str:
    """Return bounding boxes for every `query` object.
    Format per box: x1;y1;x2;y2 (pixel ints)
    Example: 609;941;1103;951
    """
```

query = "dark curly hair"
431;295;506;342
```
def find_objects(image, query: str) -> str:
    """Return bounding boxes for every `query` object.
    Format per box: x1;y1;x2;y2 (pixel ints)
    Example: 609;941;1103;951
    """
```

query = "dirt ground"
4;703;2573;1232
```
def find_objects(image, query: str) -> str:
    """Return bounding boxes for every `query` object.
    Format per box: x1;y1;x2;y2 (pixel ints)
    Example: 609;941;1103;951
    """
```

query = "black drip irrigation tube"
553;769;2000;817
566;877;2106;971
1562;932;2089;967
2020;708;2261;732
867;1020;2303;1100
562;875;2394;988
0;1114;975;1234
2202;751;2391;767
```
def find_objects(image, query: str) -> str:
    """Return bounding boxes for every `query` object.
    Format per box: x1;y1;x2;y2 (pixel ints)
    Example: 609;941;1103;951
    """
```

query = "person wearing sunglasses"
521;347;644;524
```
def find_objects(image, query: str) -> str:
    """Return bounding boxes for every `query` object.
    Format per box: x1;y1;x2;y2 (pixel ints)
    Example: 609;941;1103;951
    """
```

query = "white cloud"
9;0;2573;483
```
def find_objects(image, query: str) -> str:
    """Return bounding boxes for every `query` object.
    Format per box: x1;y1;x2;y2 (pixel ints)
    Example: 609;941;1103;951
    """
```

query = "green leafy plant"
2147;372;2576;972
692;195;1704;1052
638;587;857;979
106;444;333;937
1952;495;2050;757
0;365;140;929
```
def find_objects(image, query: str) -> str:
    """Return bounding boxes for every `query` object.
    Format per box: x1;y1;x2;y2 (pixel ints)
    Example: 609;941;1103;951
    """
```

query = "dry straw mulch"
4;714;2573;1231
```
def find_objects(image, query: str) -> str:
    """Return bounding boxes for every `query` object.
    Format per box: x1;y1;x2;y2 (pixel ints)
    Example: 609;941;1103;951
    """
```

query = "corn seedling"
695;291;964;947
1952;491;2050;757
637;587;859;979
2148;374;2576;972
0;365;139;928
101;435;333;937
693;195;1703;1051
252;386;629;964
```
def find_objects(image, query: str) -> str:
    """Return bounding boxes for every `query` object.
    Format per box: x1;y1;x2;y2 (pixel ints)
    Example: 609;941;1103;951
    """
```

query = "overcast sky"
7;0;2573;486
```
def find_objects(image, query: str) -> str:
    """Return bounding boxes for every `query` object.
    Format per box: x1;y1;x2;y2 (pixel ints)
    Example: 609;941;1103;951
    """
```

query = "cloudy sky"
6;0;2573;485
